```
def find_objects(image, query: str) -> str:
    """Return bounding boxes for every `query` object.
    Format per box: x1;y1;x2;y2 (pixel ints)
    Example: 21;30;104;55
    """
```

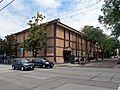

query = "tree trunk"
32;49;35;57
101;50;104;60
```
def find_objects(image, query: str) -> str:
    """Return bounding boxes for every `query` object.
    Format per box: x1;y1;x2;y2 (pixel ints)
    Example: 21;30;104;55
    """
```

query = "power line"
0;0;3;3
61;1;100;16
0;0;14;11
61;7;101;20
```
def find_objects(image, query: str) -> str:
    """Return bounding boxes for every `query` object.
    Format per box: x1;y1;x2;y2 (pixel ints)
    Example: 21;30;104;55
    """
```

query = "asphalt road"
0;61;120;90
84;58;118;68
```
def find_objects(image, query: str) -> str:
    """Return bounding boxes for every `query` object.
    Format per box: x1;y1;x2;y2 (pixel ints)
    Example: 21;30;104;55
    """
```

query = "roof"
11;18;83;36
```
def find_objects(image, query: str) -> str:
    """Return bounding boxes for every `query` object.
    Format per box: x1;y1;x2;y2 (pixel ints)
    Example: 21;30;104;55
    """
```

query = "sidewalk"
55;58;118;68
55;62;94;67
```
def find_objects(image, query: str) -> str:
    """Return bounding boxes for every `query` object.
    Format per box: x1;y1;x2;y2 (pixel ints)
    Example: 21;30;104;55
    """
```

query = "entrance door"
63;50;71;63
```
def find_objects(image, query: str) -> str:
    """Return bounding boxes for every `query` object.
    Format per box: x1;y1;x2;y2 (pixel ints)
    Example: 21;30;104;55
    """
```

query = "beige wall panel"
70;42;73;48
79;37;82;43
79;44;82;50
16;34;24;43
47;38;54;46
24;32;29;40
78;50;82;57
82;39;86;44
56;48;63;56
65;30;69;40
38;49;44;56
65;41;69;48
25;51;32;57
76;36;79;43
56;39;64;47
46;25;54;38
70;32;73;41
82;44;86;50
56;57;64;63
47;48;54;56
72;43;76;49
72;33;76;41
46;57;54;62
56;26;64;38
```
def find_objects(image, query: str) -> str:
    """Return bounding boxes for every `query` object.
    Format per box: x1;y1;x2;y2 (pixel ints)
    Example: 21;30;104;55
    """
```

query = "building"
11;19;98;63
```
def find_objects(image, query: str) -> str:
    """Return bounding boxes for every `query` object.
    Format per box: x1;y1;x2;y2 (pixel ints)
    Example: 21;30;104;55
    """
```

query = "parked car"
117;58;120;64
12;58;34;71
32;58;54;68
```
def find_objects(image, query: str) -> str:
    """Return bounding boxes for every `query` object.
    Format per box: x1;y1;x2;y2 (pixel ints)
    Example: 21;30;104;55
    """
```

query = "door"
34;59;42;66
15;60;21;68
63;50;71;63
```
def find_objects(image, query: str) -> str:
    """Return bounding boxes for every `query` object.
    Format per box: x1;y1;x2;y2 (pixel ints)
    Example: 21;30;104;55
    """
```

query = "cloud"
0;0;108;38
59;0;105;31
0;10;27;36
0;0;33;37
34;0;60;9
11;0;25;11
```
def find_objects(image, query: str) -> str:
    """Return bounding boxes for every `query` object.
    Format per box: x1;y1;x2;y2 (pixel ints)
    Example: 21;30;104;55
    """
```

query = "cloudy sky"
0;0;108;38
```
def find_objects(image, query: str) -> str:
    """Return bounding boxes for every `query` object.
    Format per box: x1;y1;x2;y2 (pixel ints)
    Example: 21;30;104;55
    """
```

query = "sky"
0;0;110;38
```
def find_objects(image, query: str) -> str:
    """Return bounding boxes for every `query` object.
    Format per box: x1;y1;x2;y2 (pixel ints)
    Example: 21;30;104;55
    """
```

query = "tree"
22;12;47;57
81;26;105;61
101;37;120;57
99;0;120;38
4;35;17;57
82;25;120;60
0;38;5;55
82;26;105;42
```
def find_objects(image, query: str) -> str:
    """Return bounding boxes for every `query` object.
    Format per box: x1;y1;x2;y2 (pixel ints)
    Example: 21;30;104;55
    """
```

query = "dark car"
12;58;34;71
32;58;54;68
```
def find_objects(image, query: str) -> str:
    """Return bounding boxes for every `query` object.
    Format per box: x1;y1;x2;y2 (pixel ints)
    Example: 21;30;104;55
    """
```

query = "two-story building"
10;19;97;63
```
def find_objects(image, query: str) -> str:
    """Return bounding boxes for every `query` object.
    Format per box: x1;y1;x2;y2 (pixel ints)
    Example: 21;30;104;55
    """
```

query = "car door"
38;59;43;66
34;59;41;66
16;60;21;68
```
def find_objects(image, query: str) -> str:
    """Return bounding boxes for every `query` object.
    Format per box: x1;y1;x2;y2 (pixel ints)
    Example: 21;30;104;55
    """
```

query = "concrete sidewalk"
55;58;118;68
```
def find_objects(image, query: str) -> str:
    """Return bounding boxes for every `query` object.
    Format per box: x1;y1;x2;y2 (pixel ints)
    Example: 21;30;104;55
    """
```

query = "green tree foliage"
0;38;5;55
82;25;120;59
23;12;47;57
4;35;17;57
81;26;105;42
81;26;105;60
99;0;120;38
101;36;119;57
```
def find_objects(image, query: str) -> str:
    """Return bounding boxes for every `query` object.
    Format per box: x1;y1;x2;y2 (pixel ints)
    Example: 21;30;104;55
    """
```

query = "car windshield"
42;59;46;62
35;58;46;62
21;59;29;63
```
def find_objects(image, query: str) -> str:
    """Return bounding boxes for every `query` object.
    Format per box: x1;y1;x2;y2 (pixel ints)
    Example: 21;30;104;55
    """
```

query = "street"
0;59;120;90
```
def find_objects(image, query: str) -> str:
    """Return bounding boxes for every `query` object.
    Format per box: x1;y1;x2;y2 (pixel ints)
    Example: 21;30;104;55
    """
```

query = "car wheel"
32;68;34;70
42;65;46;68
21;66;24;71
50;66;53;68
12;66;15;70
